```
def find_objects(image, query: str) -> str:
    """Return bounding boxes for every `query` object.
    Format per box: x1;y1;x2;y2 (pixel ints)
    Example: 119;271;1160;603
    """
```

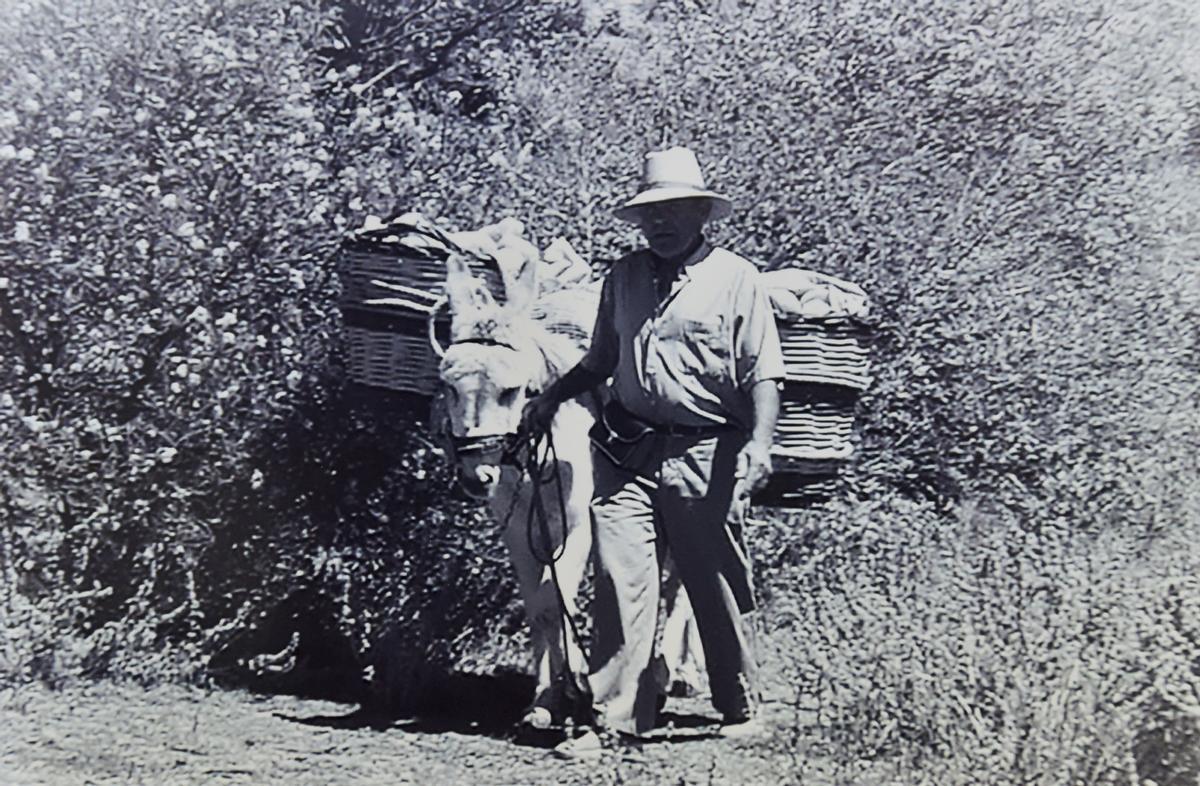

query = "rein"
504;426;592;714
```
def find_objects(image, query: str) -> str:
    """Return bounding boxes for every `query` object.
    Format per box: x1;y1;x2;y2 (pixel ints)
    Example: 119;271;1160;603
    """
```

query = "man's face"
634;198;711;259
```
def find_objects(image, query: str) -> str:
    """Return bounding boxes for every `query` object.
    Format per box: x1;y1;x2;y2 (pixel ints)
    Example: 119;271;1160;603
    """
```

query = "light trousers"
588;432;758;735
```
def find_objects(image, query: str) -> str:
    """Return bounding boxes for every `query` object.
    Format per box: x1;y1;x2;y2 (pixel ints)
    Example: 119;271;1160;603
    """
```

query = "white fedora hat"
614;146;732;223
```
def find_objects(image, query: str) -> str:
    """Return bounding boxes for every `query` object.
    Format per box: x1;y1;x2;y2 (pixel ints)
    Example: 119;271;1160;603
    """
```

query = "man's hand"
517;363;607;440
734;439;773;500
520;393;559;438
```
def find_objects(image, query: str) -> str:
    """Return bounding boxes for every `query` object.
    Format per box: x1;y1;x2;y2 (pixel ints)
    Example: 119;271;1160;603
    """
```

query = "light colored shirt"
582;241;785;431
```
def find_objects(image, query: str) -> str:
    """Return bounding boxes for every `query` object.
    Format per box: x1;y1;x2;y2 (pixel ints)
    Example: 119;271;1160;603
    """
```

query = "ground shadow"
656;710;715;730
273;670;726;751
274;670;537;738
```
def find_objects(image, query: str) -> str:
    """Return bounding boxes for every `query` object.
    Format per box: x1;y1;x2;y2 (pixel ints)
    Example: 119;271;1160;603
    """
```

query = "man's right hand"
517;362;606;439
734;439;773;500
520;393;559;438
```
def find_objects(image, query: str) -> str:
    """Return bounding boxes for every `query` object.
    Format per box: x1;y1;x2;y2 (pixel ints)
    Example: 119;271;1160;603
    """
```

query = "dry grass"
753;493;1200;785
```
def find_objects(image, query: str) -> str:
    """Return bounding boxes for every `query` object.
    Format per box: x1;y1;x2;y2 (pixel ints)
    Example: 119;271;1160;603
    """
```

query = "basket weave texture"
778;318;872;390
343;325;443;396
762;315;872;507
337;230;474;396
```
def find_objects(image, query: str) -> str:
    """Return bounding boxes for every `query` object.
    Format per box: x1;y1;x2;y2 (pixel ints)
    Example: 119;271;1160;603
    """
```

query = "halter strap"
453;336;520;352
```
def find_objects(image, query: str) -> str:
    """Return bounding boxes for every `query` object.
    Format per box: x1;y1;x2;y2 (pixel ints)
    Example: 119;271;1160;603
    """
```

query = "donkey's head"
437;252;548;499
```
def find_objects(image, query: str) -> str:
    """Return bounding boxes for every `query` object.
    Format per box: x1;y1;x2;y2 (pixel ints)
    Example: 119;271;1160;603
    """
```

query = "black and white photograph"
1;0;1198;783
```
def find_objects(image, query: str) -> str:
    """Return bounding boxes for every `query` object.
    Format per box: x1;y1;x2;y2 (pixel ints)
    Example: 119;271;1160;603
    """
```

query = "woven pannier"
337;229;504;397
777;317;871;390
341;312;444;396
756;316;872;507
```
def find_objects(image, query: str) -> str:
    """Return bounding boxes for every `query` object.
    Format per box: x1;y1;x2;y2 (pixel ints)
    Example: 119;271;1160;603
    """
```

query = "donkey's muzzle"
457;466;494;500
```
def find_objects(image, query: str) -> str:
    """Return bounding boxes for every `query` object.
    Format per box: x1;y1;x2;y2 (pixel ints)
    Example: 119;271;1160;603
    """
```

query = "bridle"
428;296;547;464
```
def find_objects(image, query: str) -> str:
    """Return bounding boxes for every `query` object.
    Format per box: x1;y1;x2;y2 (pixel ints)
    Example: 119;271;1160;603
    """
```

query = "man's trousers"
587;432;757;735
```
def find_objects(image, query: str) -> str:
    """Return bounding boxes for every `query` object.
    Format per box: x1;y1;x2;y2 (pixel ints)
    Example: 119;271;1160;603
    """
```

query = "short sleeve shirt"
581;241;785;431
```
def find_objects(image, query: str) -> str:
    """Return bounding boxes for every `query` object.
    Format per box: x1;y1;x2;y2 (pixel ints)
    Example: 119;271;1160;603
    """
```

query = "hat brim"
614;188;733;223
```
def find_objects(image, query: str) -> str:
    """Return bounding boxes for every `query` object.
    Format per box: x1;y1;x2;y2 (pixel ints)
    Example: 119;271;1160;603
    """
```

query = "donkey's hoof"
521;706;554;730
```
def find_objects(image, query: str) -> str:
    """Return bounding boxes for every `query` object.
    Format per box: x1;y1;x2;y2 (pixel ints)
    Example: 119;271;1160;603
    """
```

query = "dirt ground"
0;682;842;786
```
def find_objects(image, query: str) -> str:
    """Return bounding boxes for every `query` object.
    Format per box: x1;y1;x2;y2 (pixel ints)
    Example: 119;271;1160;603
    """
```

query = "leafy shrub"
2;0;1199;780
0;0;524;694
0;0;334;682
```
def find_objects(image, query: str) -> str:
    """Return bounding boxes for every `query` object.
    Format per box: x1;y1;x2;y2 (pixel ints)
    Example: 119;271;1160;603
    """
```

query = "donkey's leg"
543;403;595;711
502;475;598;724
509;406;595;723
541;451;593;717
495;477;556;726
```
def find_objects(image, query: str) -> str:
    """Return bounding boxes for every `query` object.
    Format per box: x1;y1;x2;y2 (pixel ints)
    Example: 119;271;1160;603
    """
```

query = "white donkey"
434;252;596;727
433;252;705;728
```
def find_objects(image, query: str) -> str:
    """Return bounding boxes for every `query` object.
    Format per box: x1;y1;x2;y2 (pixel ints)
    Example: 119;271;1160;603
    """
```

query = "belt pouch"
588;401;661;475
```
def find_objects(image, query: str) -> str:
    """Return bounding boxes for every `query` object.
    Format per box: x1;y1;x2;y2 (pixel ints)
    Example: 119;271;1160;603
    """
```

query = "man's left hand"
734;439;773;499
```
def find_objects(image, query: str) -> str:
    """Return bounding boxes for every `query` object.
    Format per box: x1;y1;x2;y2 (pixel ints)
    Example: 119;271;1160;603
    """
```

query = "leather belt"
604;400;733;439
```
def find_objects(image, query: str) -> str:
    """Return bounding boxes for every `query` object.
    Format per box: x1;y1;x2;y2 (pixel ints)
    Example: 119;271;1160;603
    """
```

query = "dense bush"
0;0;334;682
0;0;522;692
2;0;1198;780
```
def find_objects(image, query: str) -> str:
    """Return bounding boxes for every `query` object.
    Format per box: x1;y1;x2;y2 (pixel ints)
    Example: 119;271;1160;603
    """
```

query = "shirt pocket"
662;316;730;381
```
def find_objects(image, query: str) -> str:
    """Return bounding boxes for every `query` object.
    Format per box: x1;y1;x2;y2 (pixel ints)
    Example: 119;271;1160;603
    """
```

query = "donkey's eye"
498;387;520;405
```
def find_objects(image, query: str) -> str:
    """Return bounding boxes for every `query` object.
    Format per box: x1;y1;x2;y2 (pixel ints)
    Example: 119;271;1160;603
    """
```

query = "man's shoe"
667;679;693;698
552;728;604;760
552;727;648;760
718;715;767;740
668;663;705;697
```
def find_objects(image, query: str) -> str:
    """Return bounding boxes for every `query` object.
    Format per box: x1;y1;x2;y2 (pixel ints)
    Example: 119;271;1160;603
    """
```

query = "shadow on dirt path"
0;629;834;785
274;670;536;737
270;669;729;756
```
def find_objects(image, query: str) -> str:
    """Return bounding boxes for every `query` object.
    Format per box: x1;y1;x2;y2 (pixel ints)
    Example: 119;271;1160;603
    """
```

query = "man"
522;146;784;756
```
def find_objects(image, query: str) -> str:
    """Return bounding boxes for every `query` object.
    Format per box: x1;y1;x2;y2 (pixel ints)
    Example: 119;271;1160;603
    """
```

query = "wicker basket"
759;319;872;508
775;398;856;454
758;427;854;508
752;472;842;507
337;229;477;396
338;236;506;318
774;378;862;452
344;327;440;396
777;317;871;390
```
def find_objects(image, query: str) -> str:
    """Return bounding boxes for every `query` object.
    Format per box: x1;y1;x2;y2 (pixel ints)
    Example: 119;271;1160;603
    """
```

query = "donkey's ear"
444;253;495;312
499;247;539;315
